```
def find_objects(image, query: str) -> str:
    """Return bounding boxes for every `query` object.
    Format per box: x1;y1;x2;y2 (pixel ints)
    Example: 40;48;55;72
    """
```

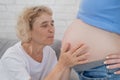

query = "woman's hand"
104;53;120;74
58;43;89;68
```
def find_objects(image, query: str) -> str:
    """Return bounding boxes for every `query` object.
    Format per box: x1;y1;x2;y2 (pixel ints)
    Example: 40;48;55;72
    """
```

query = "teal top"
77;0;120;34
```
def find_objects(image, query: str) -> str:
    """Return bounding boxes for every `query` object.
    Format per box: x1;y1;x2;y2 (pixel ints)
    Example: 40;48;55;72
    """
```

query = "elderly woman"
62;0;120;80
0;6;89;80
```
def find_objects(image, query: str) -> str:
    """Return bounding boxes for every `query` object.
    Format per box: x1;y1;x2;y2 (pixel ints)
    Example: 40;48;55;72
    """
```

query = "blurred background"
0;0;81;40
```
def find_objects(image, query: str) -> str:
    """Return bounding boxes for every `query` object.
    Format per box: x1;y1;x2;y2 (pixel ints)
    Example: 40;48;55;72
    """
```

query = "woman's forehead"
34;14;53;24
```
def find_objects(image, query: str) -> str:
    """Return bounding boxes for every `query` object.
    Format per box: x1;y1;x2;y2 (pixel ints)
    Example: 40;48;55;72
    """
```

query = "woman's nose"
49;26;54;33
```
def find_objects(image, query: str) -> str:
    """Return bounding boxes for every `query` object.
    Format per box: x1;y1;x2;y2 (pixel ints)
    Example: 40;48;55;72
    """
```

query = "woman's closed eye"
40;23;54;28
51;23;54;26
40;24;48;28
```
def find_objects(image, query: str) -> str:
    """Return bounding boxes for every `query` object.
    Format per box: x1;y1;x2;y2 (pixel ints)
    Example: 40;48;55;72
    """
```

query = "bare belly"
62;19;120;63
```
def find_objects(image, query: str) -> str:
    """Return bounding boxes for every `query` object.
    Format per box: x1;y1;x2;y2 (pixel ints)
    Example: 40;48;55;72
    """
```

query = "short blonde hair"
16;6;53;42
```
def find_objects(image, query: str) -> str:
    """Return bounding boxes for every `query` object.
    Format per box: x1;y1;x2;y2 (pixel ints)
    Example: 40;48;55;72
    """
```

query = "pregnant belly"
62;19;120;63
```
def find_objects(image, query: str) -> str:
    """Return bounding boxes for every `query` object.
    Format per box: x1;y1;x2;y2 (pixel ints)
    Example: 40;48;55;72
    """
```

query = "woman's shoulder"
1;42;26;67
1;42;23;60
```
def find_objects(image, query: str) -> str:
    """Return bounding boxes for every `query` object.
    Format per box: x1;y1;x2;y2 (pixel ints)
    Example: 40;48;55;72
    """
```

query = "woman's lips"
48;36;54;38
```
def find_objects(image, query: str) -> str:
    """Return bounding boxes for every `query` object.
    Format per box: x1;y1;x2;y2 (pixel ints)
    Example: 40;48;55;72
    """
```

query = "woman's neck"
22;41;45;62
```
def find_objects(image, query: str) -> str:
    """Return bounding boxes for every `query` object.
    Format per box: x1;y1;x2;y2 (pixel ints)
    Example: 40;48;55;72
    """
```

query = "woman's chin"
46;40;54;45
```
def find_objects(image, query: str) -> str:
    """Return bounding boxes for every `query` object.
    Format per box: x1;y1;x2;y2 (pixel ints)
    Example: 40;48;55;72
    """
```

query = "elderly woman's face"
31;13;55;45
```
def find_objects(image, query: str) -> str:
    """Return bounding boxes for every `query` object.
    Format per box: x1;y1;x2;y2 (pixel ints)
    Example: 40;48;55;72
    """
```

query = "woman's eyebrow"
52;20;54;23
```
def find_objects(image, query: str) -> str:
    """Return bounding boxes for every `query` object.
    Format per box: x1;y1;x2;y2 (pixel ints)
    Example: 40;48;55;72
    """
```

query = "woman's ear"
27;31;32;42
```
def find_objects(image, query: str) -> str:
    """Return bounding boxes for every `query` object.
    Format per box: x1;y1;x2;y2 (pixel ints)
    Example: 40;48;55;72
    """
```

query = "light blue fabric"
77;0;120;34
77;64;120;80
